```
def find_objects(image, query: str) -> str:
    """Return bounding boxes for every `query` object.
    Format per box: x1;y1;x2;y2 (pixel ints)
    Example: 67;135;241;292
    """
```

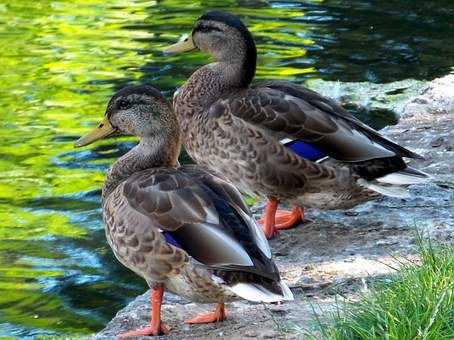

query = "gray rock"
401;74;454;118
306;78;426;118
95;74;454;339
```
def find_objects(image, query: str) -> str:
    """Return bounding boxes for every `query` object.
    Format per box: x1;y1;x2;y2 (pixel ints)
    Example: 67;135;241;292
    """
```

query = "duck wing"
209;80;422;163
122;166;277;281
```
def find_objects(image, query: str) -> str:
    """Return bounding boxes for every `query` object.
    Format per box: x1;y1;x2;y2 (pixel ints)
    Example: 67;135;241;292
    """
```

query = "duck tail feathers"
226;280;293;303
376;166;431;185
357;178;410;198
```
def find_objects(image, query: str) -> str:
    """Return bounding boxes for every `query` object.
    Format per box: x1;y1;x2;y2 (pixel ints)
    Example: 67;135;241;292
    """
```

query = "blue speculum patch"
163;231;182;248
284;139;326;162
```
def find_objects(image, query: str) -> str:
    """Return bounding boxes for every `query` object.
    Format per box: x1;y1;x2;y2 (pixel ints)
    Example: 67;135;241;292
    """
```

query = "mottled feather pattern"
103;185;188;282
223;87;339;140
166;263;237;303
217;84;397;161
124;168;220;230
260;81;422;160
93;83;294;306
102;162;285;301
179;96;341;200
178;164;251;214
174;67;420;208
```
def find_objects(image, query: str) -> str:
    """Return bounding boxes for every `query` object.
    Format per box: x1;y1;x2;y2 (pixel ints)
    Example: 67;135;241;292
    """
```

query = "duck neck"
179;35;256;113
212;33;257;89
102;111;181;200
219;33;257;88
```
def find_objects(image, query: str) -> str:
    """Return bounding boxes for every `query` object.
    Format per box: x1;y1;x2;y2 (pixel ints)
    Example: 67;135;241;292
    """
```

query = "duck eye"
117;99;131;110
196;25;222;34
199;26;211;33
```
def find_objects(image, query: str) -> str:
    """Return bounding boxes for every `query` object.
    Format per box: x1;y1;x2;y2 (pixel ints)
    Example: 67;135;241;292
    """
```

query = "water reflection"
0;0;453;336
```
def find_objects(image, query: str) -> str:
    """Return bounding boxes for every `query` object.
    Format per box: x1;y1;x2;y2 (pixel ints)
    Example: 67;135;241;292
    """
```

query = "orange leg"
259;198;279;239
184;302;227;324
258;199;304;239
274;206;304;229
119;284;169;337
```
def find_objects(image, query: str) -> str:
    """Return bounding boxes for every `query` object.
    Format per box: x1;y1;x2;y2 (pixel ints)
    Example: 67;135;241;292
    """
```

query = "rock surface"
96;75;454;339
306;78;426;117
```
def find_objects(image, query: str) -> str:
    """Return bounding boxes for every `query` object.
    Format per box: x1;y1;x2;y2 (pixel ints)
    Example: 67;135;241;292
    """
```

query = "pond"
0;0;453;336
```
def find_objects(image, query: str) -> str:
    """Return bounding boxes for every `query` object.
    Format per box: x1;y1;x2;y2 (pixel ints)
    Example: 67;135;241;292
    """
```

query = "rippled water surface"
1;0;453;336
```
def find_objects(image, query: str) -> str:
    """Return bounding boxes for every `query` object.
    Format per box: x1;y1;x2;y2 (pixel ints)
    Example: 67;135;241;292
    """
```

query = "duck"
165;11;429;239
74;85;293;337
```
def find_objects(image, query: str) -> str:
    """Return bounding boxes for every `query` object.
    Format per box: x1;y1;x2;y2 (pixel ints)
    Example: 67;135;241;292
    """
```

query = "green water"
0;0;453;336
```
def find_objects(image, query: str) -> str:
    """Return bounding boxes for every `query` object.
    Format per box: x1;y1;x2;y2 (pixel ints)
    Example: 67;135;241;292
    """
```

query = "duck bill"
75;117;115;147
164;34;196;54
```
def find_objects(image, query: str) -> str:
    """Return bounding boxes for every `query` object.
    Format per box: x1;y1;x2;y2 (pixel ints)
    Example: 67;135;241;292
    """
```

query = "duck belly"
184;120;309;201
165;264;238;304
294;188;378;210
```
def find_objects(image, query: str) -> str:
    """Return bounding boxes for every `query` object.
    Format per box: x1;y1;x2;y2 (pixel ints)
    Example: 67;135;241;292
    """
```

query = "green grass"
309;237;454;340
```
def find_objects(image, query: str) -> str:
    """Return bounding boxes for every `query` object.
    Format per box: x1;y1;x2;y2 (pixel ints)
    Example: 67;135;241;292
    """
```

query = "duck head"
75;85;173;147
165;11;256;86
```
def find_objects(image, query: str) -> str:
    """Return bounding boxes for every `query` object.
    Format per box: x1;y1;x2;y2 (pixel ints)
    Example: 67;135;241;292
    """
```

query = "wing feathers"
213;81;422;163
122;167;278;283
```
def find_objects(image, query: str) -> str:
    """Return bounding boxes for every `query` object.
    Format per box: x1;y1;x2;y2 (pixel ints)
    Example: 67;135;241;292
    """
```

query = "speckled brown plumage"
75;85;292;336
171;11;428;211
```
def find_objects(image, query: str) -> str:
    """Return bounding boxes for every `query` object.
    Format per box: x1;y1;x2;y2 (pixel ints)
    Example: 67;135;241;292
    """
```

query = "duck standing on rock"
165;11;429;239
74;85;292;337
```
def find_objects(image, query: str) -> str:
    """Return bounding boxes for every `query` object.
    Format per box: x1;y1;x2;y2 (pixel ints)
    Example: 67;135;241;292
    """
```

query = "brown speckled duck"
165;11;429;239
74;85;292;337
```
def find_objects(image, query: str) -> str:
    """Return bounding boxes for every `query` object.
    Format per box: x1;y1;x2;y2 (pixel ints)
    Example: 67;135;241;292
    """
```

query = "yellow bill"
164;34;196;54
75;117;115;147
